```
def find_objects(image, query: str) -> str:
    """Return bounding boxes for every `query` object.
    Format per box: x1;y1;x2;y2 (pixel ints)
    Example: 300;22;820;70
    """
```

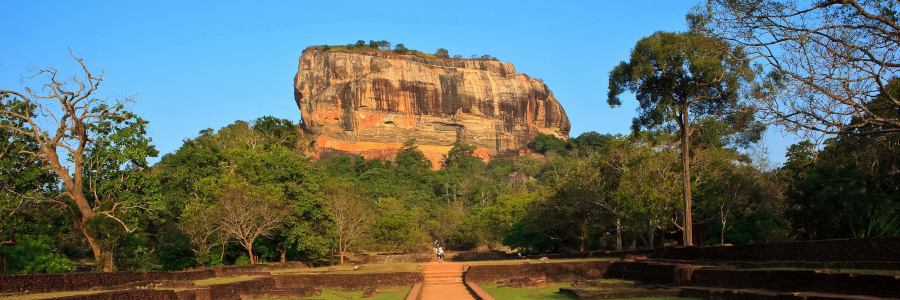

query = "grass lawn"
193;275;258;286
272;262;421;275
480;281;695;300
248;286;410;300
273;257;615;275
463;257;615;266
480;283;576;300
304;287;409;300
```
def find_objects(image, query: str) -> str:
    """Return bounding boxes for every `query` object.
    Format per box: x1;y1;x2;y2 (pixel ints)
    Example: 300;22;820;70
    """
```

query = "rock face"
294;47;570;168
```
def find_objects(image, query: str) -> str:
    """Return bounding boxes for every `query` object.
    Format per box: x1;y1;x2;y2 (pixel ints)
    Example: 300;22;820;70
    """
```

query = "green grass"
305;287;409;300
193;275;257;286
480;281;695;300
463;257;615;266
273;257;615;275
248;287;410;300
272;262;421;275
480;283;576;300
273;257;617;275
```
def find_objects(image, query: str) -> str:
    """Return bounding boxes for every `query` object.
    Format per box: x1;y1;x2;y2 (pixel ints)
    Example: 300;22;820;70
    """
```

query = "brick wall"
652;236;900;262
0;262;304;294
690;268;900;298
464;261;611;284
604;261;695;285
0;270;214;294
51;290;182;300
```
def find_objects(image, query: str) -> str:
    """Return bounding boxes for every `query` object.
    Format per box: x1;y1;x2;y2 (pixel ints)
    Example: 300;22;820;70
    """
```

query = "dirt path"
419;262;476;300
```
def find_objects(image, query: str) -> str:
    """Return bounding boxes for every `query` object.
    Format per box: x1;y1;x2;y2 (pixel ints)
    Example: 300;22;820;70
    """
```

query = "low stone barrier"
604;261;696;285
0;270;214;295
273;272;422;289
651;236;900;263
0;262;305;295
463;261;610;284
50;289;186;300
690;268;900;298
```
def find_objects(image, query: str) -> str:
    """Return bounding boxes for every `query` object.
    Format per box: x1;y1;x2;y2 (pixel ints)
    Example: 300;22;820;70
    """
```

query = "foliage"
1;54;162;272
312;41;499;61
608;30;760;246
435;48;449;58
1;235;74;274
780;81;900;239
527;134;567;154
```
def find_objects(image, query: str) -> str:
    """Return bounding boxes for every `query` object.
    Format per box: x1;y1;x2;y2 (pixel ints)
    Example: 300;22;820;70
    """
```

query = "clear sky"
2;1;798;165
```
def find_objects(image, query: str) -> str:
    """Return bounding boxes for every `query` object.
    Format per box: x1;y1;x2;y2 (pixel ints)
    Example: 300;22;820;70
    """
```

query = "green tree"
527;133;567;154
395;139;432;174
435;48;450;58
323;179;371;264
212;178;288;265
394;43;409;54
1;54;162;271
608;31;754;246
781;80;900;239
372;198;421;251
442;143;484;170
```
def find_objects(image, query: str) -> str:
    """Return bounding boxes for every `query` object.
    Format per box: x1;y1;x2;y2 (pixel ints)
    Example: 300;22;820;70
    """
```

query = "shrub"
1;235;74;274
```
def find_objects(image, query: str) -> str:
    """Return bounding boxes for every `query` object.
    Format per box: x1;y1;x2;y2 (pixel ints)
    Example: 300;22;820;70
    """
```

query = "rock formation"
294;47;570;168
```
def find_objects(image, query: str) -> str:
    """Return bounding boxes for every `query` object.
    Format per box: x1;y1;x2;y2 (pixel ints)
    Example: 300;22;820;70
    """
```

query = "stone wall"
0;270;214;294
603;261;696;285
464;261;610;284
651;236;900;262
0;262;305;295
690;268;900;298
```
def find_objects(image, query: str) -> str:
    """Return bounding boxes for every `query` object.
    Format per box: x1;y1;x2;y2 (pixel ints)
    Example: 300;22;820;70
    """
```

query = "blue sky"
2;1;798;165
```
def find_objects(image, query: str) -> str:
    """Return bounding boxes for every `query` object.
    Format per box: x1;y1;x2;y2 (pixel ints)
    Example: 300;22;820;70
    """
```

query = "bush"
1;235;74;274
234;254;250;265
394;43;409;54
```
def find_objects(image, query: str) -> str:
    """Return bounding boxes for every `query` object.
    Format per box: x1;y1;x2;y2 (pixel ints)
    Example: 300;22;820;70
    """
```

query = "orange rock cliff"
293;47;570;168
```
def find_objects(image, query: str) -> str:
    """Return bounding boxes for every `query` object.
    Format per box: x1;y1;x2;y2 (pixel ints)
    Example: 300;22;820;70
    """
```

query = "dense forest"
0;109;896;273
1;0;898;274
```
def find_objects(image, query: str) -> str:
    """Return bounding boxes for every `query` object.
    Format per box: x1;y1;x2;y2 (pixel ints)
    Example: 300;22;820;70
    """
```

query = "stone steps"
419;263;477;300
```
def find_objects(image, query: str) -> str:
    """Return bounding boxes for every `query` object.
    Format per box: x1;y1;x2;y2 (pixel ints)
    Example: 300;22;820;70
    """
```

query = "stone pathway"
419;262;476;300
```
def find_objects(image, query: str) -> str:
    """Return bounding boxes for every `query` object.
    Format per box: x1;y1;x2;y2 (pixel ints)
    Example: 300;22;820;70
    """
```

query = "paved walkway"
419;262;476;300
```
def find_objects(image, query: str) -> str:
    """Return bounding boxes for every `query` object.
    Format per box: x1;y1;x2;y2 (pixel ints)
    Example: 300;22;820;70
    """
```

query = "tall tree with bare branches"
0;52;161;271
324;180;372;264
215;179;288;265
693;0;900;135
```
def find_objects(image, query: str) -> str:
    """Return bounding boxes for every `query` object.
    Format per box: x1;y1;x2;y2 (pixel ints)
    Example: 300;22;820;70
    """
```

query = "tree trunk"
80;223;110;272
339;244;345;265
102;250;115;272
680;104;694;247
280;246;286;263
246;241;255;264
720;219;727;245
615;218;623;251
578;230;587;252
